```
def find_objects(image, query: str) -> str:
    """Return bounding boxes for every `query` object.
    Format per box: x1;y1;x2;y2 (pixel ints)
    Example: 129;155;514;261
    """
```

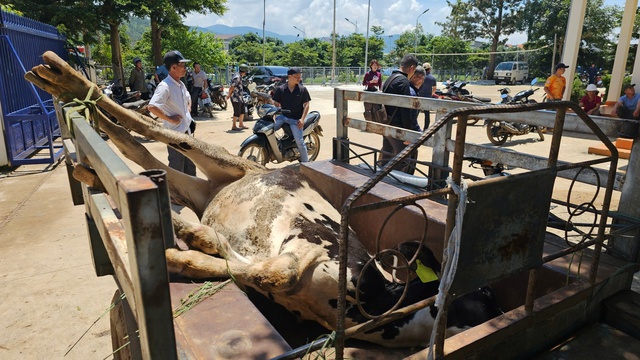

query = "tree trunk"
488;7;504;80
151;17;163;66
109;23;125;89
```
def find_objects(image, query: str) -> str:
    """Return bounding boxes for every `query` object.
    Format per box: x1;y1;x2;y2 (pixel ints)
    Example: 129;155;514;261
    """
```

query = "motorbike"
486;78;544;145
207;79;227;110
197;87;215;117
102;83;149;117
436;80;492;125
238;104;323;166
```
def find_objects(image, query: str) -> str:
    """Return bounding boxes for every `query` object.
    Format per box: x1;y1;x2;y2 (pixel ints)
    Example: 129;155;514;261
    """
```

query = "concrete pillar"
606;0;638;105
562;0;587;100
613;138;640;262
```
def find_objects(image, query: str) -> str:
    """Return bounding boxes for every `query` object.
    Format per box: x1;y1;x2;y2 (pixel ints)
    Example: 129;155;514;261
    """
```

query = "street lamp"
345;17;358;33
293;25;306;39
414;8;429;55
364;0;371;71
262;0;266;65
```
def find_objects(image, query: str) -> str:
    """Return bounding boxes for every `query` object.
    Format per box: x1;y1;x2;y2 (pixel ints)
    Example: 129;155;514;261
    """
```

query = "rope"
428;177;469;360
62;84;103;136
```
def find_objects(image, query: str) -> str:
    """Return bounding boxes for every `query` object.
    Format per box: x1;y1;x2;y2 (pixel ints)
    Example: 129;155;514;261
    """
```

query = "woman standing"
363;59;382;92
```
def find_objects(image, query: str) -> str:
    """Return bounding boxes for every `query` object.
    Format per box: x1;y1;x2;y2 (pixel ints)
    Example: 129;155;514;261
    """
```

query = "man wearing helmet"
272;67;311;162
148;50;196;176
129;57;150;100
227;64;249;131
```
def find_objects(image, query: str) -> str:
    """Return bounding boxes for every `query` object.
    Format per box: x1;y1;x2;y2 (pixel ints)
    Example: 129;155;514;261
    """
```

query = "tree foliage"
438;0;524;79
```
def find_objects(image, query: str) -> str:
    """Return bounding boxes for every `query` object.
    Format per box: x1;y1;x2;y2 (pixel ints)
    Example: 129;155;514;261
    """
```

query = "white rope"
427;177;469;360
415;44;550;57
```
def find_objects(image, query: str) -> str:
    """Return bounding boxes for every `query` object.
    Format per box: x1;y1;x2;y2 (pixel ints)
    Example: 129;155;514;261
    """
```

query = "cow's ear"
415;259;439;283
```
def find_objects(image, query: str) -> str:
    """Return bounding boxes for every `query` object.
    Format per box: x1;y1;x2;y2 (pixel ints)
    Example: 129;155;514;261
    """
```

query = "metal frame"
332;89;634;359
59;105;177;359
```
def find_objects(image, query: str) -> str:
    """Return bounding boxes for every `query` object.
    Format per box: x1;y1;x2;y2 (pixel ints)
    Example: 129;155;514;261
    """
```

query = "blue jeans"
275;114;309;162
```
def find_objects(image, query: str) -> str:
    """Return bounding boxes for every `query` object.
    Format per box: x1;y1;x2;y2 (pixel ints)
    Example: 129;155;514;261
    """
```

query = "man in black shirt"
272;67;311;162
380;54;418;172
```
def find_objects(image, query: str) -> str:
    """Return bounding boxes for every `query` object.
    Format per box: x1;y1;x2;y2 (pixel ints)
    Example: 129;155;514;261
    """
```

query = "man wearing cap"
272;67;311;162
128;57;149;100
579;84;601;116
544;63;569;101
417;62;437;129
148;50;197;176
226;64;248;131
612;84;640;138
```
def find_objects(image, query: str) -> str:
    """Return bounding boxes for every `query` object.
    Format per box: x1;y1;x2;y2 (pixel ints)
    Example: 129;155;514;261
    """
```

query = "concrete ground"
0;82;637;359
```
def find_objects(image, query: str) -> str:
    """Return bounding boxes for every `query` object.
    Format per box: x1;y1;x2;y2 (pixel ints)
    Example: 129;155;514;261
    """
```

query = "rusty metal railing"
334;97;619;359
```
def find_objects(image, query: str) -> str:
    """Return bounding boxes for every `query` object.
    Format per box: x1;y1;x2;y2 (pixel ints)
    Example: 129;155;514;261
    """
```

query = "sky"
183;0;628;45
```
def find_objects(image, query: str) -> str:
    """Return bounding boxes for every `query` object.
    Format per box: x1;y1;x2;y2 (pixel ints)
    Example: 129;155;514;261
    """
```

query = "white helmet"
586;84;598;92
257;104;279;118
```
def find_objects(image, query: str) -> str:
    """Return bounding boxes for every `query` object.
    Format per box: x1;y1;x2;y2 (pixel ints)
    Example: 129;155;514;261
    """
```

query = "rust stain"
497;229;531;261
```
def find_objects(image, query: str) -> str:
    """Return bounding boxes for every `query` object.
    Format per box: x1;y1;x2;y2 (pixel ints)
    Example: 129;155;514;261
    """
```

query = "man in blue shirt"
612;84;640;138
417;62;437;129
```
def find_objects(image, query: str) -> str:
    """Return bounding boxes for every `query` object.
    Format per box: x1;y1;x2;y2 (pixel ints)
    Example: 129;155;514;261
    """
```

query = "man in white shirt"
148;50;196;176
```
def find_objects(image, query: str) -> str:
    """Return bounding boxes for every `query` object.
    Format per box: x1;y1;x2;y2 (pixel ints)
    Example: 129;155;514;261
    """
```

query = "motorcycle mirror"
531;78;538;86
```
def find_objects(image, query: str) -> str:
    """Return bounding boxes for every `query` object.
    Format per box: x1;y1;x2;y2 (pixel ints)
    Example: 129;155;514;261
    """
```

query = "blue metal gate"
0;10;67;166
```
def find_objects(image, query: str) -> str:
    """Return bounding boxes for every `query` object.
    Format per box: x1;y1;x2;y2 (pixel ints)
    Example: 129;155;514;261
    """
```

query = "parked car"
250;66;289;85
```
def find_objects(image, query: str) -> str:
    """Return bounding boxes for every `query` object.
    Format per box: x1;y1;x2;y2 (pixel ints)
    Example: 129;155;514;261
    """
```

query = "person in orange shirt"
544;63;569;100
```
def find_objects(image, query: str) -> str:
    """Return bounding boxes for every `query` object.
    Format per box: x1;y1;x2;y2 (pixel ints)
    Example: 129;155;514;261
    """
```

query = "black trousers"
190;87;202;115
616;107;640;138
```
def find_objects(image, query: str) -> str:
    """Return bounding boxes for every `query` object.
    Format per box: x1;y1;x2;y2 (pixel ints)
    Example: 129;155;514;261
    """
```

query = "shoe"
231;127;242;131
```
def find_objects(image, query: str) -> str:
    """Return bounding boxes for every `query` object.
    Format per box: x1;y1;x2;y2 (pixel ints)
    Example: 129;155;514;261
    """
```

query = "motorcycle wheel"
305;132;321;161
205;105;213;118
216;96;228;110
486;120;509;145
239;143;268;166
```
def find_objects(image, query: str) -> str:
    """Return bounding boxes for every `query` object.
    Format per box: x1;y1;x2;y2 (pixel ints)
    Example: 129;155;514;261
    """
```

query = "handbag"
363;73;402;125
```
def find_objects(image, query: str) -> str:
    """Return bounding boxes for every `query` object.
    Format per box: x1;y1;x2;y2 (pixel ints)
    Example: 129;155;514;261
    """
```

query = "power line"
415;45;550;57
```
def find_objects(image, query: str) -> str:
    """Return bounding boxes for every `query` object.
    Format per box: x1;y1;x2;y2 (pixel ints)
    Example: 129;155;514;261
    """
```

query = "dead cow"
25;51;501;348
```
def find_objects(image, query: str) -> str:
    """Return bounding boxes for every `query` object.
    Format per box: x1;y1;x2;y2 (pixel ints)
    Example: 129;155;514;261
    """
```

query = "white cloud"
182;0;624;45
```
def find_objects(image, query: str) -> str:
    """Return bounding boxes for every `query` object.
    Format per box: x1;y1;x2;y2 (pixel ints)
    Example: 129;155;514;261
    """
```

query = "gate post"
612;137;640;262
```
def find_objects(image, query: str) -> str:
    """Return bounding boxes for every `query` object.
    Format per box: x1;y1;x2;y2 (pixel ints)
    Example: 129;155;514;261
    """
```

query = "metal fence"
0;10;67;165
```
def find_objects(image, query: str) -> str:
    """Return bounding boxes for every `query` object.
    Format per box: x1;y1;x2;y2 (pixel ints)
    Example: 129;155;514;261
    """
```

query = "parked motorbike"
207;79;227;110
436;80;492;125
197;87;214;117
102;83;149;117
486;78;544;145
242;76;256;120
238;104;322;166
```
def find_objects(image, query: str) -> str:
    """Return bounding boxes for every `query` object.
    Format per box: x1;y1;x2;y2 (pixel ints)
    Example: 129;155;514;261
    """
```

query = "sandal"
241;125;249;129
231;126;242;131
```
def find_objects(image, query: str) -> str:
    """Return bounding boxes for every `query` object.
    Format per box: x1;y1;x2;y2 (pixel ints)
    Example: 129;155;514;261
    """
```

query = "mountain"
197;24;300;44
196;24;399;53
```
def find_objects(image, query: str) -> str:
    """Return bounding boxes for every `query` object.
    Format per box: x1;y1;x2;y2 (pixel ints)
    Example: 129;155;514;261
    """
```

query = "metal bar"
119;176;177;359
141;170;175;249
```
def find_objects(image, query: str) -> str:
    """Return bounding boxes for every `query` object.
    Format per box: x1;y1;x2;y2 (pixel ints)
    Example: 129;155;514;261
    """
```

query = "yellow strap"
62;84;103;137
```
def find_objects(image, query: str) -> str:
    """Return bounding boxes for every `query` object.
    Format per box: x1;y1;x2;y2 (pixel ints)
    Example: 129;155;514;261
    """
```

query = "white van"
494;61;529;85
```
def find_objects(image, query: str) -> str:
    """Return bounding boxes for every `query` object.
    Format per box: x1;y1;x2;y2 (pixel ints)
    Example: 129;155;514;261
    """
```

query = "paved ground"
0;82;636;359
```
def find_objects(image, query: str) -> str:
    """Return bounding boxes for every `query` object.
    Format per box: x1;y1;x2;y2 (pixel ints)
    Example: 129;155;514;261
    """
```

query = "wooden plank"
604;290;640;340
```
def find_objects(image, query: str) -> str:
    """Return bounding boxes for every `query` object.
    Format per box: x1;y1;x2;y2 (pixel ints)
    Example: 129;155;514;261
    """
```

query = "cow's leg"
171;212;248;263
166;246;326;294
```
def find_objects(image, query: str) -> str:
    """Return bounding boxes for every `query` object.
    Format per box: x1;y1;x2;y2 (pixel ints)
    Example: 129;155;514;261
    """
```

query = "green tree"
519;0;621;77
144;0;227;66
438;0;524;79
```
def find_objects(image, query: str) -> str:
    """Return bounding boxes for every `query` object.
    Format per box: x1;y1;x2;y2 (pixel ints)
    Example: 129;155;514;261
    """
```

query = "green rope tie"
62;84;103;137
